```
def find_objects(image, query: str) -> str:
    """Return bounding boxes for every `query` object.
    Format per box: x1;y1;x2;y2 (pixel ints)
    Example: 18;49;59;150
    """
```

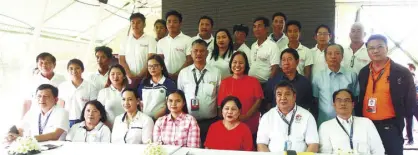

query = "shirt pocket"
202;83;215;97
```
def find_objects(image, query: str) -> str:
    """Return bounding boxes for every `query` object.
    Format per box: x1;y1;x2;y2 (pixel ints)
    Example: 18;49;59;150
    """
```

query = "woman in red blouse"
217;51;264;139
205;96;253;151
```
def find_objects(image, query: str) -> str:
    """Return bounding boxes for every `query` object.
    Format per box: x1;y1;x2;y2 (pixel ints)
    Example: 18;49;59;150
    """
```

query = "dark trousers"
197;117;218;148
373;119;404;155
406;103;418;141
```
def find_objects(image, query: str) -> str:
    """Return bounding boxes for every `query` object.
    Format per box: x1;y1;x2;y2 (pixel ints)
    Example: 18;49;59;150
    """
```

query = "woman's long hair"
105;64;128;88
210;29;234;61
142;55;170;86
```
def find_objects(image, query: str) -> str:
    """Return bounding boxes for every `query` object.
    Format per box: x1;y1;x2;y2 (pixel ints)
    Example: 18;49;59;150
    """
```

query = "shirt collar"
336;115;353;124
150;76;166;85
168;32;184;40
326;66;345;75
121;111;141;122
79;121;105;131
196;33;214;43
40;105;56;116
349;43;366;51
131;33;147;40
191;64;209;72
280;72;300;82
168;113;186;121
268;33;286;42
96;70;109;76
286;43;304;50
369;58;391;74
276;105;297;117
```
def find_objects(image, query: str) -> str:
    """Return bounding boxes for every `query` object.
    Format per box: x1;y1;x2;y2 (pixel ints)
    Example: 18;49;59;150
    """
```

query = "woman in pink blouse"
153;90;200;148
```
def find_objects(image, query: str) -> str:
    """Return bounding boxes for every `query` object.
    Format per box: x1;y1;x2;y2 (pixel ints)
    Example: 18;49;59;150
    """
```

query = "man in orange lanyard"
355;34;416;155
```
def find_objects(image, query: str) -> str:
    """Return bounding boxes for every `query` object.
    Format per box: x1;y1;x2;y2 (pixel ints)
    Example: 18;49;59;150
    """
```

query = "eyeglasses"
147;64;160;69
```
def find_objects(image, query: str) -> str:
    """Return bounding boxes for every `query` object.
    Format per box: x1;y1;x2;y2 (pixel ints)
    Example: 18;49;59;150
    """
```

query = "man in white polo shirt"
319;89;384;155
248;16;280;83
119;12;157;87
157;10;193;81
86;46;112;90
232;24;251;57
343;22;370;74
6;84;69;143
23;52;66;117
257;81;319;153
191;16;214;51
283;20;313;79
268;12;289;50
311;24;332;76
178;39;221;147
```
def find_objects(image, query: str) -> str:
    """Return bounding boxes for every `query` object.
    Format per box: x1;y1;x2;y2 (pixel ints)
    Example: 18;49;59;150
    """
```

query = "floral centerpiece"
7;137;41;155
336;148;356;155
143;140;166;155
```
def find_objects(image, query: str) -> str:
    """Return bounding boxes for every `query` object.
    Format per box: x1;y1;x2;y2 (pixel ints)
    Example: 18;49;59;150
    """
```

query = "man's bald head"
350;22;366;43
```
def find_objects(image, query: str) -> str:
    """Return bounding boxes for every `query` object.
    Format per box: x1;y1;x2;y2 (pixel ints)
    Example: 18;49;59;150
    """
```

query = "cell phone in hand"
42;144;60;150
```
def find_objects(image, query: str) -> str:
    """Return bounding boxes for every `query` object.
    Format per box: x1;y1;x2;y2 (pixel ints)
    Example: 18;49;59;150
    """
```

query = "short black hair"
79;100;108;123
274;80;297;94
192;39;208;48
37;84;59;98
154;19;166;27
280;48;299;60
220;96;243;110
232;24;249;37
285;20;302;31
253;16;270;27
408;63;416;71
324;43;345;58
67;58;84;71
165;10;183;23
130;12;146;22
95;46;113;59
198;15;214;27
229;51;250;75
167;90;189;114
272;12;287;21
315;24;332;35
332;89;354;103
366;34;388;47
36;52;56;64
122;88;139;99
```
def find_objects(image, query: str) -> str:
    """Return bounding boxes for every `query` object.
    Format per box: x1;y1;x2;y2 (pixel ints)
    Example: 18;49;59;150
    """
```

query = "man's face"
36;89;57;110
37;57;55;74
191;43;208;63
333;91;354;116
198;19;212;37
315;27;331;45
349;24;365;43
154;23;167;39
276;86;296;110
281;52;298;74
272;16;285;34
131;18;145;34
95;51;110;69
325;45;343;67
167;15;181;34
253;20;267;39
366;39;388;62
286;25;300;42
234;31;246;45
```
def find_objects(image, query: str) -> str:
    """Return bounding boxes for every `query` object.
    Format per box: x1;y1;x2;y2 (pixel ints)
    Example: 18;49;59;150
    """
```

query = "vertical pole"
85;2;105;72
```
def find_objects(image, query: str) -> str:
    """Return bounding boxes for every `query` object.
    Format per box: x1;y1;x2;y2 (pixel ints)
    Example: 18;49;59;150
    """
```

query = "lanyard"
38;110;54;135
193;69;207;97
370;69;385;94
336;117;354;150
279;106;297;136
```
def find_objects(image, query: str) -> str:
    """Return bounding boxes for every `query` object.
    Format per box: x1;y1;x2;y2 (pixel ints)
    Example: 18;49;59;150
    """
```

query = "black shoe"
407;140;414;145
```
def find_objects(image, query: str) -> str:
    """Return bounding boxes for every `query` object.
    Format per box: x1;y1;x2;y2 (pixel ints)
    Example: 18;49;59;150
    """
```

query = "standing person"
154;19;167;41
311;24;332;75
177;39;221;147
192;16;215;51
232;24;251;58
119;12;157;87
157;10;193;81
248;16;280;83
356;34;416;155
207;29;235;79
343;23;370;74
268;12;288;50
86;46;113;90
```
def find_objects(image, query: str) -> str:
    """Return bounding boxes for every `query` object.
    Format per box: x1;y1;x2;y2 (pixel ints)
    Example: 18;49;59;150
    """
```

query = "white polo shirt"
206;50;234;79
27;73;66;111
311;45;327;76
257;105;319;152
157;32;192;74
248;39;280;83
237;43;251;58
97;85;124;124
282;43;313;76
177;64;221;120
268;33;289;50
319;116;384;155
343;44;370;74
66;121;111;143
18;106;69;141
111;111;154;144
120;34;157;75
191;34;214;52
58;80;98;120
85;71;108;91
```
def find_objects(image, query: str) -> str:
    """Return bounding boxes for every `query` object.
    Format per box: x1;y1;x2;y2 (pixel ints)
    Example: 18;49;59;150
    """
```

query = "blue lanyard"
336;117;354;150
38;110;53;135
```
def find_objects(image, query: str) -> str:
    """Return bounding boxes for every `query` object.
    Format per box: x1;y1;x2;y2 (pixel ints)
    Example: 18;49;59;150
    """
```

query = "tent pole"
85;1;105;71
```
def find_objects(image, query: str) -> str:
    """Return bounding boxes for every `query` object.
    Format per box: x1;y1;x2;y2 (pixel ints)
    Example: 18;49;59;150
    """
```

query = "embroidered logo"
295;114;302;123
175;48;184;53
140;44;149;47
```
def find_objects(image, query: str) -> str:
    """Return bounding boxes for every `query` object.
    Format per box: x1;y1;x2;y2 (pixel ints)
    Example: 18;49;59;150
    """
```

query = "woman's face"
84;104;101;125
109;67;124;86
216;31;230;49
68;63;83;79
122;91;138;113
147;59;162;77
222;101;240;122
231;54;246;75
167;93;185;114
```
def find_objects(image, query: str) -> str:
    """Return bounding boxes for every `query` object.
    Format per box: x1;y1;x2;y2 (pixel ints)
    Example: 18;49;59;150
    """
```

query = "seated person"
66;100;111;142
205;96;253;151
153;90;200;148
6;84;69;142
319;89;384;154
111;88;154;144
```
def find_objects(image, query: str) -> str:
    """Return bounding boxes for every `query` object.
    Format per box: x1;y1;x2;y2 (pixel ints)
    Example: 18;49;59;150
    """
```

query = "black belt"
372;117;397;125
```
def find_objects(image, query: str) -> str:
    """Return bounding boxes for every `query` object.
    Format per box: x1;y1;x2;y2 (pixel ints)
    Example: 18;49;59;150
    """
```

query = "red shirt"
204;121;253;151
218;75;264;133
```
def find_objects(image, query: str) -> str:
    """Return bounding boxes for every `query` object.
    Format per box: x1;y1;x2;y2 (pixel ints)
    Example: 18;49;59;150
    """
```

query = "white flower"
144;141;166;155
8;136;41;154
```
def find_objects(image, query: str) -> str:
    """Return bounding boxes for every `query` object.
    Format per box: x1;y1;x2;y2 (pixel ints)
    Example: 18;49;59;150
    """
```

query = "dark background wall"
162;0;335;48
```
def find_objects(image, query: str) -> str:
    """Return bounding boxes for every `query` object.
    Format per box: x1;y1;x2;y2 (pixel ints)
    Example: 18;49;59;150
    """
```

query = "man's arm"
119;56;134;78
270;65;279;79
306;143;319;153
257;144;270;152
34;128;65;142
303;65;312;80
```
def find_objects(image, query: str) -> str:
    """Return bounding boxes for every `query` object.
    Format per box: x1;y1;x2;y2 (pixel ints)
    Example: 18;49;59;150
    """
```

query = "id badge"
284;140;292;151
367;98;377;113
191;98;200;111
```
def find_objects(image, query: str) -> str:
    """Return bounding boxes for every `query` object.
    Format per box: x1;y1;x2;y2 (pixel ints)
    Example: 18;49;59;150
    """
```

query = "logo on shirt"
175;48;184;53
295;114;302;123
140;44;149;47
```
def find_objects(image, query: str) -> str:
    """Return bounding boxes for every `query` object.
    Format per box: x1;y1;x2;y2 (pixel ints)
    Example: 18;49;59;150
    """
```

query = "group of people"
4;9;418;155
